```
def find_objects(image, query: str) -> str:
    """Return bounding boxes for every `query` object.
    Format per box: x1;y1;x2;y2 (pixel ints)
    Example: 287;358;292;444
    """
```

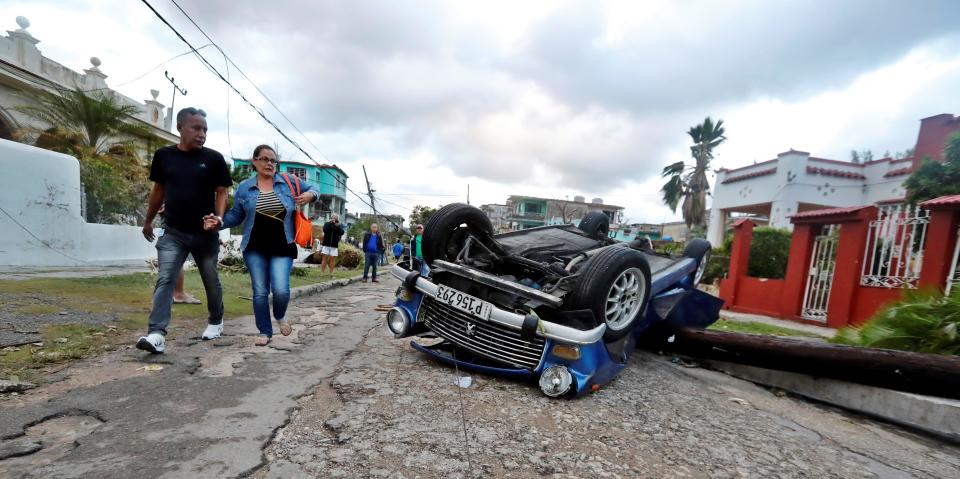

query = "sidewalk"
718;310;836;338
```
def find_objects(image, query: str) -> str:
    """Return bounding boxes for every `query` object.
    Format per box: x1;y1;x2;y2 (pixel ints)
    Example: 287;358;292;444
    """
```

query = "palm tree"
16;87;154;155
661;116;727;229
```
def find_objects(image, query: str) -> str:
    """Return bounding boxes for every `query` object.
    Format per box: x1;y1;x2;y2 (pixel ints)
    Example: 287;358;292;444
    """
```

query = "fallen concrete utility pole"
655;328;960;400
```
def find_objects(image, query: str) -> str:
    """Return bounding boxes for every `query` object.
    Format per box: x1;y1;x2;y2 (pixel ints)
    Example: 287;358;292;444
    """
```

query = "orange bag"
281;173;314;248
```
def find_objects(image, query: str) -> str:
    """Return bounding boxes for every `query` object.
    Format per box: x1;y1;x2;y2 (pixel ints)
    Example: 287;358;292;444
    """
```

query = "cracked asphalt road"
2;276;958;478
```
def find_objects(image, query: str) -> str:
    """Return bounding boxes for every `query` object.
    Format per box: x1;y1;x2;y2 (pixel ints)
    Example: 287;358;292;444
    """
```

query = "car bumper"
389;264;606;345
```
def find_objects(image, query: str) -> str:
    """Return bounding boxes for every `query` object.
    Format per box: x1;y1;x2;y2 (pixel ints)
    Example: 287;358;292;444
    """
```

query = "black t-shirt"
322;221;343;247
149;145;232;233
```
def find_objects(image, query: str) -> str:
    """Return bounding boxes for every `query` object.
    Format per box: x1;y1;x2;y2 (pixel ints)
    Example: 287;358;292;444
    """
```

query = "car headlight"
538;365;573;398
386;307;410;337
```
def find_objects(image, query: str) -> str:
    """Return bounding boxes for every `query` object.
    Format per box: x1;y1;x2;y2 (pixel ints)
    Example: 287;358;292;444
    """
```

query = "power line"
141;1;409;232
140;0;321;169
167;0;331;164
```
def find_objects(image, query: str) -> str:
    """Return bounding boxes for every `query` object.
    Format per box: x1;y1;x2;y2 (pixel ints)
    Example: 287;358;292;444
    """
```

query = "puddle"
0;414;104;475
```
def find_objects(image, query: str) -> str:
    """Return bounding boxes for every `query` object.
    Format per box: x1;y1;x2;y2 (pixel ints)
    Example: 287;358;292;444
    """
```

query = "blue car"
386;204;722;398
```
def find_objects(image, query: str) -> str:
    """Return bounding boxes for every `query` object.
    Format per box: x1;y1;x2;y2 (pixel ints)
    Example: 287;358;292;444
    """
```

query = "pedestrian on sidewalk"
392;238;403;264
410;224;424;268
137;108;232;354
361;223;386;283
320;214;343;276
212;145;320;346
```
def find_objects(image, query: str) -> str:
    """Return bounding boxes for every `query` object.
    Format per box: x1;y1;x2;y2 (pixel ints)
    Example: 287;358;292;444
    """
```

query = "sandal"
173;294;202;304
254;335;271;346
278;321;292;336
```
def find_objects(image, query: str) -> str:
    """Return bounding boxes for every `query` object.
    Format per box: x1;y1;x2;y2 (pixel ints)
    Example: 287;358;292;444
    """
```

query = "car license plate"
435;285;492;320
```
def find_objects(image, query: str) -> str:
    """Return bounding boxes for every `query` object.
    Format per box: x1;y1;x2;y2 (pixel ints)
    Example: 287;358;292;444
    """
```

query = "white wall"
0;139;155;266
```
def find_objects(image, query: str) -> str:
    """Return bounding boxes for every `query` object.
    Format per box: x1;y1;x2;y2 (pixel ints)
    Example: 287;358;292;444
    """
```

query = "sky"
3;0;959;224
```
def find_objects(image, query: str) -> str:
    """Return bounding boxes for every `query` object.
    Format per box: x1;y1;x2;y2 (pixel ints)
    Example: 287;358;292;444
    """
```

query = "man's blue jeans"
363;252;380;279
148;227;223;336
243;249;293;337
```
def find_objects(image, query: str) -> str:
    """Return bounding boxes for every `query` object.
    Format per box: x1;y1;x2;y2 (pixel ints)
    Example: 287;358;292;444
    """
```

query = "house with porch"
717;114;960;328
232;157;348;225
707;114;960;247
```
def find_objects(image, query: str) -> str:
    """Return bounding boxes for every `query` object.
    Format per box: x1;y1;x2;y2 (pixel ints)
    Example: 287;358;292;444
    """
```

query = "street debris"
137;365;164;372
0;379;37;393
55;337;69;344
456;376;473;388
728;397;750;406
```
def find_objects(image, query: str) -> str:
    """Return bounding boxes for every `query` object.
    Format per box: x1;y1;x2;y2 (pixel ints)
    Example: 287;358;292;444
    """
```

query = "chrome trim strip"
391;264;606;345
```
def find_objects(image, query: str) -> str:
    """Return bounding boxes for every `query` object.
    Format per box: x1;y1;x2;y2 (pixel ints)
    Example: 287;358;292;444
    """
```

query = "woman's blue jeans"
242;250;293;337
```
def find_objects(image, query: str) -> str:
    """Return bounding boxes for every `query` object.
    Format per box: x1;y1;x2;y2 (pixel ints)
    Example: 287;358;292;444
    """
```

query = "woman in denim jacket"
207;145;319;345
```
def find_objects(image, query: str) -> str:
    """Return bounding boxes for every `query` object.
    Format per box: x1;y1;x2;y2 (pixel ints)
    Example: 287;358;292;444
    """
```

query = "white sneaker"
136;333;165;354
201;323;223;340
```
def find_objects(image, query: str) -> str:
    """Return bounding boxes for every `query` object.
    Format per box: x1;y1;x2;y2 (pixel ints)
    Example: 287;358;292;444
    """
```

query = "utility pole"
467;184;470;205
164;70;187;132
363;165;378;219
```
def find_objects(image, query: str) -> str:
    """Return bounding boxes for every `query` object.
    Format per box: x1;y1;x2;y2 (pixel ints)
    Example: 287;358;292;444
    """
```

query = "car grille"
419;297;546;370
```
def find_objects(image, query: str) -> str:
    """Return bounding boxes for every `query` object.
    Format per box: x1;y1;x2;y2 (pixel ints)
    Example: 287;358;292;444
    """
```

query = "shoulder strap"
280;173;301;196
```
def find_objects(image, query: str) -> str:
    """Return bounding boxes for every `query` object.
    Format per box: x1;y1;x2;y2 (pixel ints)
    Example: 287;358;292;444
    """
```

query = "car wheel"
422;203;495;265
570;247;652;342
682;238;712;286
577;211;610;240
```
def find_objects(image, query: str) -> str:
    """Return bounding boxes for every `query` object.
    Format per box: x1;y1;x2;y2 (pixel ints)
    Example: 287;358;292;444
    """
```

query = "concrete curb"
289;275;365;300
703;360;960;443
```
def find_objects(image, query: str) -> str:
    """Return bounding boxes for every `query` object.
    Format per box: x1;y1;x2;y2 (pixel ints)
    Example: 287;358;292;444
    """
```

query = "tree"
16;87;153;153
15;87;162;224
850;149;873;164
661;116;726;229
904;132;960;204
409;205;439;227
556;200;586;223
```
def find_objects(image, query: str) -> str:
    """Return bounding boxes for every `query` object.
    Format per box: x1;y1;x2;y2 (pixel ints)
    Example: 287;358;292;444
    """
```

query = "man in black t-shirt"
136;107;232;354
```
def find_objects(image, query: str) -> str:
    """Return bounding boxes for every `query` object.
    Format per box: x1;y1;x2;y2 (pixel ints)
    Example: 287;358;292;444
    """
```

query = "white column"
706;208;726;247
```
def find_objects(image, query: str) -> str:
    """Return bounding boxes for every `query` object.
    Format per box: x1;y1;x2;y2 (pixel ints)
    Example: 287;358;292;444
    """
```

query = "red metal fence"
719;195;960;328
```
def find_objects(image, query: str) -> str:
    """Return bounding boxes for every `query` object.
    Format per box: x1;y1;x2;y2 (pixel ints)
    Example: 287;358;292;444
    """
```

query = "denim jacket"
222;174;318;252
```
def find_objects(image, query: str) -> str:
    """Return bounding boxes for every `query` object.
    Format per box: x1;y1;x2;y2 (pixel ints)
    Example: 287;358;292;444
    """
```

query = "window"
316;172;322;184
525;202;542;214
287;167;307;180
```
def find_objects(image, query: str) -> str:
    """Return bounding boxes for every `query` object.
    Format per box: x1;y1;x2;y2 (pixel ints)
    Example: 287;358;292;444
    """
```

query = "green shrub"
702;251;729;284
655;241;684;255
747;227;791;279
831;289;960;355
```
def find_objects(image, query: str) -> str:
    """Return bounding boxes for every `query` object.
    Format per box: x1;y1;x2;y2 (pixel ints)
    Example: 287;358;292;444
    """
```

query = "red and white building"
707;114;960;247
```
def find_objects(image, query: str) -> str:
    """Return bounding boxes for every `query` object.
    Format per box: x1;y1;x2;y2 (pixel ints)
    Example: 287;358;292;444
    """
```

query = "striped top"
256;190;285;219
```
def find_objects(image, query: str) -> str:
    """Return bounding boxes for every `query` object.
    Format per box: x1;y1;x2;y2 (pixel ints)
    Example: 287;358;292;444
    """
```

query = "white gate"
947;227;960;296
801;224;840;322
860;204;930;289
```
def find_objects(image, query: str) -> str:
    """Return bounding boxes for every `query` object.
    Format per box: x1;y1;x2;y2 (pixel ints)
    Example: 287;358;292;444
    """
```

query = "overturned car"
386;203;722;398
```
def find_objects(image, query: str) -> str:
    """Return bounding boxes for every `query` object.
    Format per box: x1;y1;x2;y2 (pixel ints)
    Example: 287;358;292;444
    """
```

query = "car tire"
570;246;652;342
577;211;610;240
682;238;712;286
422;203;495;265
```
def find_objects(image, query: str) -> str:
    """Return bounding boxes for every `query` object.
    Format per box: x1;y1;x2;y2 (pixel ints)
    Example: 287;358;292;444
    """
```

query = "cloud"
2;0;959;223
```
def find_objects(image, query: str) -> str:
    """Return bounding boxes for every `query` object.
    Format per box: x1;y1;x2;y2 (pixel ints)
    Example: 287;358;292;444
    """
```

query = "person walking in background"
392;238;403;264
410;224;424;263
320;214;343;275
138;107;232;354
212;145;319;346
361;223;386;283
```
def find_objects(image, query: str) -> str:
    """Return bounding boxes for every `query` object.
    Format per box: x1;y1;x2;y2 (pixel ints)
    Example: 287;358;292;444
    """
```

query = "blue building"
232;157;348;224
